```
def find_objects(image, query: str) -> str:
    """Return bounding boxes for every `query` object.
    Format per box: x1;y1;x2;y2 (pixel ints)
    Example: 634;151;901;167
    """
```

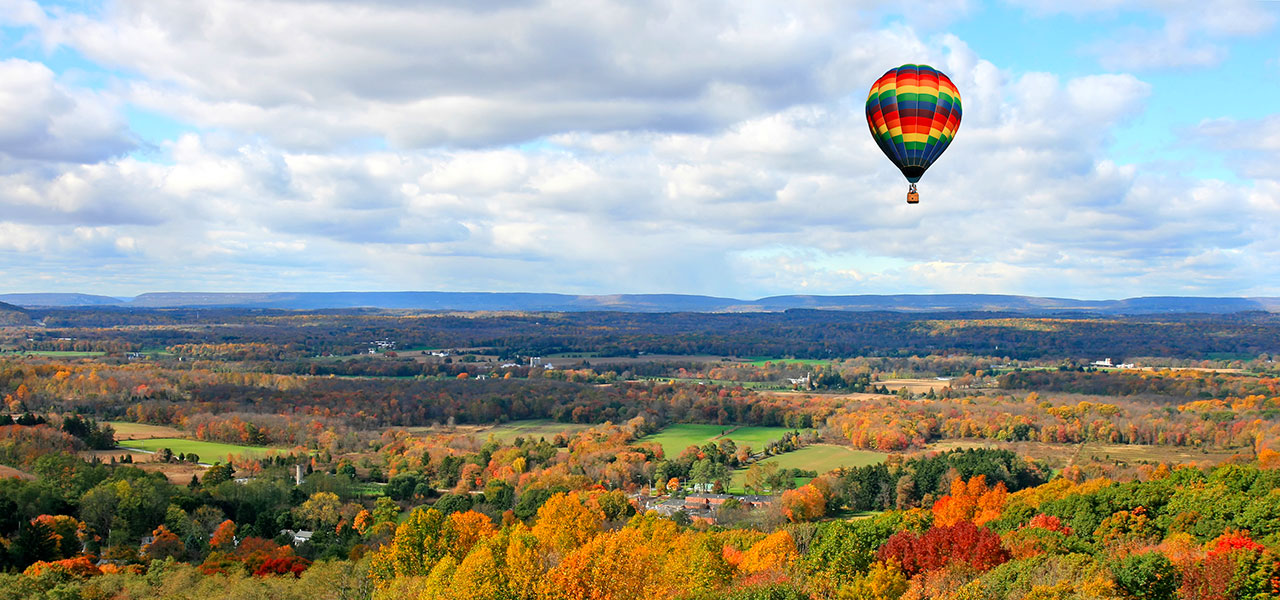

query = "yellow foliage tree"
738;530;796;575
659;531;734;598
295;491;342;528
449;537;508;600
539;528;665;600
505;524;545;600
837;560;909;600
367;507;450;588
532;492;603;557
419;555;459;600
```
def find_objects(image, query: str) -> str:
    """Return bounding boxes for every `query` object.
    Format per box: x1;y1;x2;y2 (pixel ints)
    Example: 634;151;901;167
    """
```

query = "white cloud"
18;0;979;149
1010;0;1277;70
1194;116;1280;181
0;59;134;163
2;40;1271;299
0;1;1275;299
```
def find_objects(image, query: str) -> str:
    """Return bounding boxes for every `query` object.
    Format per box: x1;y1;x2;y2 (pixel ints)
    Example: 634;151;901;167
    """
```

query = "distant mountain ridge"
3;291;1280;315
0;300;32;325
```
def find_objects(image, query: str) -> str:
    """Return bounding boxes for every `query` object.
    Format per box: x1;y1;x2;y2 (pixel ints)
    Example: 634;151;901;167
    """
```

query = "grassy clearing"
743;358;837;367
0;465;35;480
756;444;885;472
4;350;106;357
925;439;1240;468
729;444;887;492
640;424;795;458
636;376;784;390
106;421;186;440
118;438;283;460
480;420;593;443
878;378;952;394
403;420;594;444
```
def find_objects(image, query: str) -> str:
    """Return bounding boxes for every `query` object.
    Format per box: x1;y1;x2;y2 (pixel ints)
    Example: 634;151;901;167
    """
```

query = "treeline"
9;459;1280;599
9;308;1280;360
825;392;1280;452
1000;368;1280;400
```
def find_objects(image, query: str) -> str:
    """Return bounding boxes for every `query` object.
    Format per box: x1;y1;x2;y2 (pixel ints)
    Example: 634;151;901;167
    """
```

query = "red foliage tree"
1025;513;1072;536
1208;531;1265;556
877;521;1010;577
253;555;312;577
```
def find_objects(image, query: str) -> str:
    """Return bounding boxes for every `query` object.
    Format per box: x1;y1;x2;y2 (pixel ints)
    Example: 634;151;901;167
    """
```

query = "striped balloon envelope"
866;64;962;204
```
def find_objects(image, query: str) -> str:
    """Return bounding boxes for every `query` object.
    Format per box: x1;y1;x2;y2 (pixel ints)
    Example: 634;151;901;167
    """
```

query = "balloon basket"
907;184;919;204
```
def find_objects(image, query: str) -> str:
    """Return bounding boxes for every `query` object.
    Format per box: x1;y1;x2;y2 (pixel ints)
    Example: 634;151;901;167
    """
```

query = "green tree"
10;520;58;568
203;463;235;487
1112;552;1177;600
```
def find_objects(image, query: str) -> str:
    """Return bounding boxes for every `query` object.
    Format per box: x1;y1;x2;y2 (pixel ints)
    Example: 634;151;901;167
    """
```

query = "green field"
729;444;887;492
117;438;283;461
637;376;784;390
640;424;796;458
742;357;838;367
4;350;107;358
105;421;185;440
403;419;594;443
480;420;593;443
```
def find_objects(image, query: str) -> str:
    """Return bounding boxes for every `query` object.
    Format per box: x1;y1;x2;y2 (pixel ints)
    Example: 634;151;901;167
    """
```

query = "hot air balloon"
866;64;962;204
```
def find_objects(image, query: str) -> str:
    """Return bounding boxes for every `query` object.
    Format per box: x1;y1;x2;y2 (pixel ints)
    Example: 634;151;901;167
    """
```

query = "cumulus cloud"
0;59;134;163
2;38;1270;299
1010;0;1277;70
1194;115;1280;180
17;0;980;149
0;1;1275;298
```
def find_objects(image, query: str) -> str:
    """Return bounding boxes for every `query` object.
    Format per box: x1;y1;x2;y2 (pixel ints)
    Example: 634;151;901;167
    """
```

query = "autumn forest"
1;304;1280;599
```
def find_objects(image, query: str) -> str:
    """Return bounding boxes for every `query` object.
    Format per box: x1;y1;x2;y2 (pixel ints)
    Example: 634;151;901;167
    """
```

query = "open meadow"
639;424;796;457
473;420;592;443
117;438;284;461
926;439;1242;468
878;378;952;394
729;444;886;491
0;464;35;480
106;421;186;440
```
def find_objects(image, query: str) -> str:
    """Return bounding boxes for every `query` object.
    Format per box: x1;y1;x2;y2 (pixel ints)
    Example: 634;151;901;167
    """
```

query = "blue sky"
0;0;1277;299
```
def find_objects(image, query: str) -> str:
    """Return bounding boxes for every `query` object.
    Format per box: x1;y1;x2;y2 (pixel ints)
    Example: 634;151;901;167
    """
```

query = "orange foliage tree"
209;519;237;551
142;525;185;561
931;475;1008;527
780;484;827;523
447;510;497;559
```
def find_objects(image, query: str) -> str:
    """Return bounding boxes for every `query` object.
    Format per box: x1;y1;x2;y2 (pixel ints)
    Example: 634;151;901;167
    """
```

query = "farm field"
878;378;952;394
79;448;207;484
636;376;784;390
729;444;886;492
743;358;837;367
640;424;795;457
575;354;733;366
2;350;107;357
477;420;593;443
118;438;284;461
404;420;593;443
0;465;35;480
106;421;186;440
926;439;1240;468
